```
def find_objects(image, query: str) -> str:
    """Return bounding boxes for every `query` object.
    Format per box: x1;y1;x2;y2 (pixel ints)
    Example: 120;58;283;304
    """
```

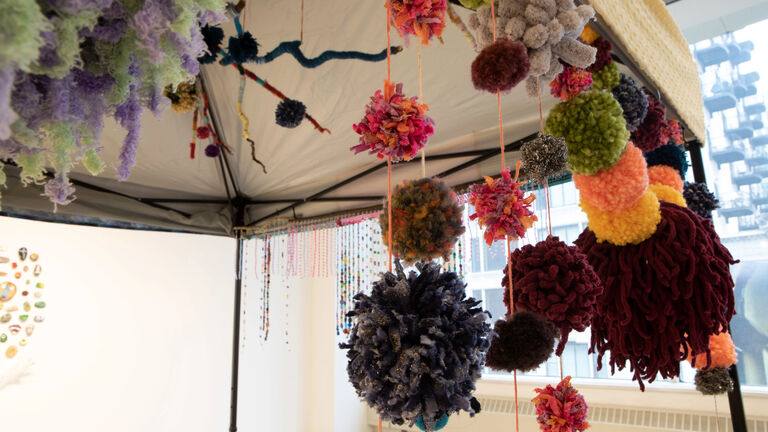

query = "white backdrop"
0;216;235;431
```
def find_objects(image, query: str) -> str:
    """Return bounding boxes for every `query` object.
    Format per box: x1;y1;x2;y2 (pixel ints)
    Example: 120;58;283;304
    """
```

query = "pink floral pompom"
660;119;684;146
388;0;448;45
532;376;589;432
351;80;435;162
468;168;537;246
550;67;592;100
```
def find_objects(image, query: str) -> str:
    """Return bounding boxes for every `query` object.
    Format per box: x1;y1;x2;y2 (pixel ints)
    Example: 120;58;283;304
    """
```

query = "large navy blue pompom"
227;31;260;64
340;260;491;432
612;74;648;132
275;99;306;128
645;143;689;178
199;25;225;64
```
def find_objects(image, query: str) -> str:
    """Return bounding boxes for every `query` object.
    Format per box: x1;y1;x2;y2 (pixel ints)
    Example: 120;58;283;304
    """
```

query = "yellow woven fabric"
588;0;706;144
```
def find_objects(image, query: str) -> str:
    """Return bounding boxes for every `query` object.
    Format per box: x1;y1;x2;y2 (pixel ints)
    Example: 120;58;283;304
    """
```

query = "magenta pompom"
550;66;592;100
502;236;602;356
471;39;530;93
532;376;589;432
196;126;210;139
468;168;538;246
351;80;434;162
631;95;666;153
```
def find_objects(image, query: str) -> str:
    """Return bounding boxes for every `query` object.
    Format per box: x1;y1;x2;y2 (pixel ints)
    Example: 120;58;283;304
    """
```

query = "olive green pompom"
590;62;620;91
545;90;629;175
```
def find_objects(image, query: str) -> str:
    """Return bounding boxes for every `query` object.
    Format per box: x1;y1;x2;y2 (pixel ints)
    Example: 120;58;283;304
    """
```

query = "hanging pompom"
340;261;490;431
631;95;666;153
549;66;592;100
468;168;538;246
545;90;629;175
351;80;434;162
198;25;225;64
164;81;197;113
660;119;685;146
580;190;661;246
573;142;648;213
575;202;737;390
196;126;211;139
590;61;620;91
226;31;260;64
683;182;719;219
501;235;603;356
485;310;557;373
416;414;449;431
644;143;689;178
379;178;465;264
647;165;683;193
520;133;568;184
532;376;589;432
580;24;599;45
648;184;686;207
471;39;530;93
275;99;306;128
388;0;448;45
687;331;738;369
587;37;613;72
458;0;489;9
695;367;734;395
204;144;220;158
612;74;649;132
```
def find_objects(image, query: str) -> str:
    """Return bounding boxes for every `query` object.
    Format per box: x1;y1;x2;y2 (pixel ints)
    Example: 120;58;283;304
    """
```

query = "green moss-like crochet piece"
545;90;629;175
590;62;620;91
0;1;51;70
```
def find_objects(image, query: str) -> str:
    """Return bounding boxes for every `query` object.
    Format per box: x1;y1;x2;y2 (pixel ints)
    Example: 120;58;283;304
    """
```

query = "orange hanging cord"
381;5;393;432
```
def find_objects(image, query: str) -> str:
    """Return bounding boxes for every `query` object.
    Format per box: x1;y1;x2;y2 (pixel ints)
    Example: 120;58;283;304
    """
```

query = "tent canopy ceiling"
3;0;703;236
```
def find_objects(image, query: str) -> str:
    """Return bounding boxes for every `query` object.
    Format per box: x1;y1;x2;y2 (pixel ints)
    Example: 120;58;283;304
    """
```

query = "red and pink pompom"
388;0;448;45
196;126;211;139
550;67;592;100
351;80;435;162
532;376;589;432
468;168;537;246
660;119;684;146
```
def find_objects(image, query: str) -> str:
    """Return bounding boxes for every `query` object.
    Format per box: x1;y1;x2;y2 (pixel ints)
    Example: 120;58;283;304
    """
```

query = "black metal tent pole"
197;71;246;432
688;140;748;432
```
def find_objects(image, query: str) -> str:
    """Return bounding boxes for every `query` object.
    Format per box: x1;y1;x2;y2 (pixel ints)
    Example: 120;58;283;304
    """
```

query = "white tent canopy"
2;0;703;236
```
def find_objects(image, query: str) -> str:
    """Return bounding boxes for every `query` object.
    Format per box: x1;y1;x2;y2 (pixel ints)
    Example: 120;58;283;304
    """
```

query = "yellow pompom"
581;190;662;245
648;183;686;207
580;24;599;45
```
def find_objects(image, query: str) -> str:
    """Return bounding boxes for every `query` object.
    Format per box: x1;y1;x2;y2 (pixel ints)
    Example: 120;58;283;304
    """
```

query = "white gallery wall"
0;216;235;431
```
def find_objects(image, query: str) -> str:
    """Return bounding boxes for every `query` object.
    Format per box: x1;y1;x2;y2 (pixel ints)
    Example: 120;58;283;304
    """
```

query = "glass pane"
484;288;508;323
485;241;507;272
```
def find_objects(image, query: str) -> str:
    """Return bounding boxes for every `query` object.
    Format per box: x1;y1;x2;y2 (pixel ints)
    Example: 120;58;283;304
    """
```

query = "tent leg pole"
688;140;748;432
229;233;244;432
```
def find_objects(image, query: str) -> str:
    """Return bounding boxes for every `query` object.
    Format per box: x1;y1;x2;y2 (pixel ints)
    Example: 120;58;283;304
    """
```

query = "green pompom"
82;148;105;176
0;1;51;70
591;62;620;91
459;0;491;9
545;90;629;175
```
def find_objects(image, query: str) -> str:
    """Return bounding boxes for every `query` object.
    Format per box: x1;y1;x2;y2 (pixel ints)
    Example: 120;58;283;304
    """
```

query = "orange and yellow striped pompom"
647;165;683;193
648;183;686;207
580;190;661;245
573;142;649;213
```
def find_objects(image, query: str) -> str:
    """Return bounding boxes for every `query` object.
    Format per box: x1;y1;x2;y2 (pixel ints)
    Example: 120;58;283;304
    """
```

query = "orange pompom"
573;142;648;213
647;165;683;193
687;332;738;369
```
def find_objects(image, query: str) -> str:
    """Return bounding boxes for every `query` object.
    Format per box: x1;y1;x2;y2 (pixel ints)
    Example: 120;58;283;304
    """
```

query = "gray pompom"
695;367;734;395
521;133;568;184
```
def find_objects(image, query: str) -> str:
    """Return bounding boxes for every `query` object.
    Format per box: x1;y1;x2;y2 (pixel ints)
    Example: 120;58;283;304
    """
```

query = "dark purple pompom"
587;37;612;73
204;144;221;158
471;39;530;93
275;99;306;128
485;310;557;372
227;31;260;64
683;182;719;219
